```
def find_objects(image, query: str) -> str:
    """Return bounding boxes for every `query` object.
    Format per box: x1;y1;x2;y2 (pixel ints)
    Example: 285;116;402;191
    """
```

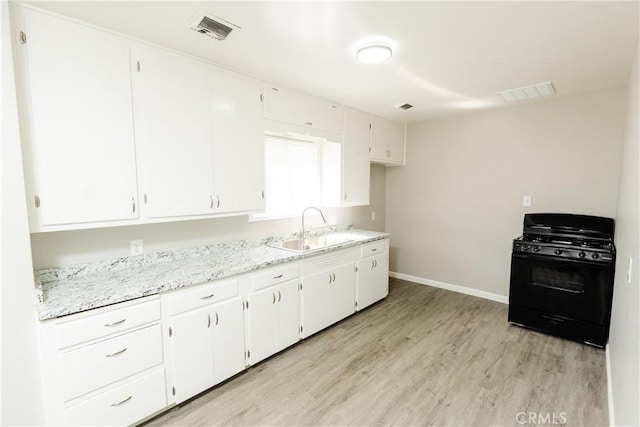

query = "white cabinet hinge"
19;31;26;44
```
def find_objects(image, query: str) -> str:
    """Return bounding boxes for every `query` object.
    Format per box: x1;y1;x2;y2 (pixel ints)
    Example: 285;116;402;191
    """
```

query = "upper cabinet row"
17;10;264;232
13;7;405;232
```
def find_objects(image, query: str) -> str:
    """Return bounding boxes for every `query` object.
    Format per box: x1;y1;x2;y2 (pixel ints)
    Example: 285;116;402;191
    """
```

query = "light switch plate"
522;195;532;207
130;239;143;256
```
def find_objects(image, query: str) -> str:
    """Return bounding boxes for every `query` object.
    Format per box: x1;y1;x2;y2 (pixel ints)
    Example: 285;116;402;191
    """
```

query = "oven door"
509;252;614;325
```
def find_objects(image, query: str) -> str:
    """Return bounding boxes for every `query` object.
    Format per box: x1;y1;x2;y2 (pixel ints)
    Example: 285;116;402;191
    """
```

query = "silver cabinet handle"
371;248;377;252
111;395;132;407
210;195;214;209
277;290;282;302
304;121;313;126
104;318;126;327
216;195;220;208
328;274;332;284
372;260;375;268
272;293;276;304
200;293;215;300
215;312;219;325
131;197;136;213
273;274;284;279
344;192;347;201
207;314;211;328
332;273;336;282
105;348;127;358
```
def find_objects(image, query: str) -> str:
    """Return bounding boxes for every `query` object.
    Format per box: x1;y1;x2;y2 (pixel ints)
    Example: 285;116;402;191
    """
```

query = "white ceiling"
22;1;640;123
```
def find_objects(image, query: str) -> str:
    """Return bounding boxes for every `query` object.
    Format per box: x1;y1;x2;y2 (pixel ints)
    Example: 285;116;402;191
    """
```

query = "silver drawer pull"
277;291;282;302
371;248;377;252
111;395;132;407
272;293;276;304
273;274;284;279
105;348;127;358
200;293;215;300
215;312;219;325
104;318;126;327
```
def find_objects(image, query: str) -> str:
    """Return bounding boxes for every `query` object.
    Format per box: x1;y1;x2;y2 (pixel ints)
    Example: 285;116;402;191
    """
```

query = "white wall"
30;164;385;268
386;89;626;298
0;2;45;424
609;40;640;427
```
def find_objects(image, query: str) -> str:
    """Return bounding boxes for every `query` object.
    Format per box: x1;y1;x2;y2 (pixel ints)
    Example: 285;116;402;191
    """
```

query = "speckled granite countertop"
35;225;389;321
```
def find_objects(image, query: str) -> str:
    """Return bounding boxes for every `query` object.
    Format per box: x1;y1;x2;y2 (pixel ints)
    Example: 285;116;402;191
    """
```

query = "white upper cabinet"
322;108;371;207
263;84;343;135
132;45;214;219
370;115;406;165
211;70;265;214
19;10;139;229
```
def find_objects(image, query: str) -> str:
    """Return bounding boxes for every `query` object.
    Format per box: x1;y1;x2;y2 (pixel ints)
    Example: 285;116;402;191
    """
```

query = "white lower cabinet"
165;285;245;404
39;239;389;425
356;240;389;310
300;248;358;338
39;297;167;426
247;279;300;364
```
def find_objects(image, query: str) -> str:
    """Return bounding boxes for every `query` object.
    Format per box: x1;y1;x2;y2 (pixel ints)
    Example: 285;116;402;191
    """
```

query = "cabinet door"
356;253;389;310
275;280;300;351
23;11;138;227
370;115;405;165
263;84;342;134
342;108;371;206
169;307;214;403
211;71;264;214
133;46;214;218
302;262;355;337
247;287;278;364
211;297;245;384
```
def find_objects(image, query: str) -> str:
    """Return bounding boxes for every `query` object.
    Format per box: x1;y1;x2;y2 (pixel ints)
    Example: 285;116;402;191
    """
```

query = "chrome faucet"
301;207;327;239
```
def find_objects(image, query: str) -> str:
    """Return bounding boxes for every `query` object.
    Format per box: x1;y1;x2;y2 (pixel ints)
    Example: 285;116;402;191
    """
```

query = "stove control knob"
533;246;540;252
592;252;600;260
522;245;530;251
579;251;586;258
554;248;562;255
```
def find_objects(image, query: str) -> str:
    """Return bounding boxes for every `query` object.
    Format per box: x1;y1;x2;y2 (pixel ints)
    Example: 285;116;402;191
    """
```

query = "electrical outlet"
522;195;532;207
130;239;143;256
372;211;376;221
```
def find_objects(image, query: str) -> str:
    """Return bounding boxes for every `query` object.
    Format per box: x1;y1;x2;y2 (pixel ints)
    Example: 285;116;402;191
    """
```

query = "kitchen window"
256;136;322;219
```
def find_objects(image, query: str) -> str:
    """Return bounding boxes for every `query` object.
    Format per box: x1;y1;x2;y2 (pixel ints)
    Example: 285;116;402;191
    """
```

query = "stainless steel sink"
268;235;353;253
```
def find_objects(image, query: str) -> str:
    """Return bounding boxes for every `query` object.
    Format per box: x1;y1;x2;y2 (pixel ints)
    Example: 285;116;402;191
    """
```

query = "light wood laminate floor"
146;278;608;427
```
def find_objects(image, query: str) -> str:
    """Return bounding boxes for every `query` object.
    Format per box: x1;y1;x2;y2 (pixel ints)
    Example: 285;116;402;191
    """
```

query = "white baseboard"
606;344;615;427
389;271;509;304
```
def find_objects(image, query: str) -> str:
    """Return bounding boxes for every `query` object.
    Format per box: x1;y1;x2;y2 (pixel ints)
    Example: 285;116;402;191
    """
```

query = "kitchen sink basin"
268;235;353;253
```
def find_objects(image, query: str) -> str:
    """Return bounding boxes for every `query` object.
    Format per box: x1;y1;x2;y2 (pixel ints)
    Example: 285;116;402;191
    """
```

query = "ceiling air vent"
397;103;414;110
189;13;239;41
497;81;555;102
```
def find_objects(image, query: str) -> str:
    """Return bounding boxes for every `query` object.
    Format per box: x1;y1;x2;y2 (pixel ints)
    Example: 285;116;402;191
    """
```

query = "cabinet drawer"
60;324;163;402
167;278;237;315
56;299;160;349
65;368;167;426
361;240;386;258
252;264;298;291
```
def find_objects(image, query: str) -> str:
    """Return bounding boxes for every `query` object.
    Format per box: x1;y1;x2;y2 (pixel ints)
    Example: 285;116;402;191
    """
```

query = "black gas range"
508;213;616;347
